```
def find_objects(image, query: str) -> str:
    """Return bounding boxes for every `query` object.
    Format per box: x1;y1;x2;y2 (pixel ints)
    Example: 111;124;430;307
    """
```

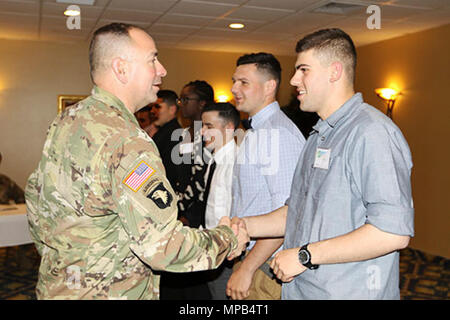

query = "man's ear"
199;100;207;112
111;57;128;84
223;121;236;141
264;79;277;97
224;121;234;131
169;104;178;116
330;61;343;83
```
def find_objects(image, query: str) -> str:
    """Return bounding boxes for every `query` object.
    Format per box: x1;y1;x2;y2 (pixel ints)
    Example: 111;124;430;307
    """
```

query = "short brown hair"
296;28;356;83
89;22;142;83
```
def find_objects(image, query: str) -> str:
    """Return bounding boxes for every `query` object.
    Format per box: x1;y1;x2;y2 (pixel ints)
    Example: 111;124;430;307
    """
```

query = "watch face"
298;250;309;264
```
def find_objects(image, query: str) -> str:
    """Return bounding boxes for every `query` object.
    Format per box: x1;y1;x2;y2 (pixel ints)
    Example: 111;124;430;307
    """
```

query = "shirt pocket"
312;155;347;199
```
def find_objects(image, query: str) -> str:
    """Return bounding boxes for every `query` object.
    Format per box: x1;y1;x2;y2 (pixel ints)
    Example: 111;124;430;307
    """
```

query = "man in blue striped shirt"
226;53;305;300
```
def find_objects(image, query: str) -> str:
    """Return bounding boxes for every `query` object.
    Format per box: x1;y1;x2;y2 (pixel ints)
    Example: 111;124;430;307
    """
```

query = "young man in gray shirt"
229;28;414;300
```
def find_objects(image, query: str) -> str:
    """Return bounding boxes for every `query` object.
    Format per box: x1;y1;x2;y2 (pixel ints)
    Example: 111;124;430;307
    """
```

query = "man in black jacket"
151;90;188;194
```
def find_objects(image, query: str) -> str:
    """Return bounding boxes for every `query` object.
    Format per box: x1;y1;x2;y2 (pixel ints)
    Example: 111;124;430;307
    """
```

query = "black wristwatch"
298;244;319;270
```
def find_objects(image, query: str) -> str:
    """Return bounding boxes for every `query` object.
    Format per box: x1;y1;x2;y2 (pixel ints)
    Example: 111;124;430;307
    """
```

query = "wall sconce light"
215;89;232;103
217;95;230;103
375;88;400;119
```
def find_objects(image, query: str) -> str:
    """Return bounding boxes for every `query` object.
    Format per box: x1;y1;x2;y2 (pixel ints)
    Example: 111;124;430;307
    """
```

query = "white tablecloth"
0;203;33;247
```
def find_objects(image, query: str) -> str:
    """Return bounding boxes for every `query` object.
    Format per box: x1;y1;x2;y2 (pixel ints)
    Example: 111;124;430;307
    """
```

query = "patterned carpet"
0;244;448;300
0;245;40;300
399;247;449;299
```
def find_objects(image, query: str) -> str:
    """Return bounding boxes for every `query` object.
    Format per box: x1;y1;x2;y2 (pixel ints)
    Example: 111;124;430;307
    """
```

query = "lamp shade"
375;88;398;101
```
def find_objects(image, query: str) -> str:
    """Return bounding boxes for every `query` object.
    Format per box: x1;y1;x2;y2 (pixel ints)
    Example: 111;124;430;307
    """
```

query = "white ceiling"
1;0;449;56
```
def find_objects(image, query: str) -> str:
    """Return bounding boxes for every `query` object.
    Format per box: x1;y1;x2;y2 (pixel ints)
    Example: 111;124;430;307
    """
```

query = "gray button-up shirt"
283;93;414;300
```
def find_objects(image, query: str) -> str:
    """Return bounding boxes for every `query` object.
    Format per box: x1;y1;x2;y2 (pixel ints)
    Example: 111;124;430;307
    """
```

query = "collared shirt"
231;101;305;250
205;139;238;229
25;86;237;300
283;93;414;300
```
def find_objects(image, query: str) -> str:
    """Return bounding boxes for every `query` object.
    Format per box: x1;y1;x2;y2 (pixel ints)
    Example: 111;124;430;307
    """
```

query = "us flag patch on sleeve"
123;161;155;192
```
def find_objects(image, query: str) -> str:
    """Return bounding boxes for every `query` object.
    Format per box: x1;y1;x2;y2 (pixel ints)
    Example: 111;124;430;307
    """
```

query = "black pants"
160;271;212;300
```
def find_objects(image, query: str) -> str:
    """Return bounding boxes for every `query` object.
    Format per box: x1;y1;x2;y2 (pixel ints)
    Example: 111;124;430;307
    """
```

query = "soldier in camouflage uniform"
0;153;25;204
25;23;248;300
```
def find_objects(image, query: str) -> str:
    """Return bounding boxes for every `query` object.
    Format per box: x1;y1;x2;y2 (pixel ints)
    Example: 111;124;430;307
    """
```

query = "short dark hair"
184;80;215;104
202;102;241;130
157;89;179;111
295;28;356;83
236;52;282;91
89;22;143;83
137;105;152;114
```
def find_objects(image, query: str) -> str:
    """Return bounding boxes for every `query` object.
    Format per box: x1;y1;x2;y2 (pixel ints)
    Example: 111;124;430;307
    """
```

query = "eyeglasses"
177;97;200;105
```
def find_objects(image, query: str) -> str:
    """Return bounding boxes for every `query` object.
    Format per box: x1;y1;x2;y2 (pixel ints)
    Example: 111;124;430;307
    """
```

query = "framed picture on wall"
57;95;87;114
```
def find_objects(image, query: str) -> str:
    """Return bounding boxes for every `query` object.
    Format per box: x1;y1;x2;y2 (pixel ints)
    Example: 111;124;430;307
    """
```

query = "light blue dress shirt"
231;101;305;250
283;93;414;300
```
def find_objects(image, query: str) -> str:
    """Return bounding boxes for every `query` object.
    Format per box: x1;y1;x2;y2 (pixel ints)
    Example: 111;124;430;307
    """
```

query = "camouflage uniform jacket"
25;86;237;300
0;173;25;204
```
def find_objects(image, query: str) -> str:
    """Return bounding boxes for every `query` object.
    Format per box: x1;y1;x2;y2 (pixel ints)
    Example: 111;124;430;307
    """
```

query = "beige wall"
0;39;92;191
2;24;448;258
355;24;450;258
0;38;296;191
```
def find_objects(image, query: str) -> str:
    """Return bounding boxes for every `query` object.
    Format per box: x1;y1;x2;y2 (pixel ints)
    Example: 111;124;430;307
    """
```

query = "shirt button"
320;136;325;141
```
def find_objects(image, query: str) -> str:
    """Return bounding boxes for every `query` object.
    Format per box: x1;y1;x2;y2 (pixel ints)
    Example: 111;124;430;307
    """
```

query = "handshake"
218;216;249;260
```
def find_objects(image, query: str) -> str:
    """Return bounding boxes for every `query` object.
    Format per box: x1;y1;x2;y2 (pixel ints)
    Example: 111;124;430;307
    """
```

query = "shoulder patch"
123;160;155;192
147;182;173;209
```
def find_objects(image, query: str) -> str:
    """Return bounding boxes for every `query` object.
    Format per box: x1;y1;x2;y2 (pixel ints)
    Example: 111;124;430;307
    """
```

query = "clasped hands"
221;217;306;282
218;216;249;260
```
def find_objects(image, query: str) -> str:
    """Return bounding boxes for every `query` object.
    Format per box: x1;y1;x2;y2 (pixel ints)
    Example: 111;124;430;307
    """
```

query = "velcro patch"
147;182;173;209
123;161;155;192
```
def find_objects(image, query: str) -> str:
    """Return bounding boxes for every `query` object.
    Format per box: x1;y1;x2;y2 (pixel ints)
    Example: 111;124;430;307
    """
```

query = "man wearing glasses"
177;80;215;229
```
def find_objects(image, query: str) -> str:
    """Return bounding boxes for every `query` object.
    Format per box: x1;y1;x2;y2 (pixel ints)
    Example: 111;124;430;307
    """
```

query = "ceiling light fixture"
57;0;95;4
229;23;245;29
64;8;81;16
311;1;364;15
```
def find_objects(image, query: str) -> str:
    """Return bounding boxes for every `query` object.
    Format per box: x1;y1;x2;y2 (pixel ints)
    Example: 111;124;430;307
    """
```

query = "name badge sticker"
313;148;331;170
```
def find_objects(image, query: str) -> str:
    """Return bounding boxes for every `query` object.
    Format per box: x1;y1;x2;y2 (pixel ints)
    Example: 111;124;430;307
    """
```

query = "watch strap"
299;244;319;270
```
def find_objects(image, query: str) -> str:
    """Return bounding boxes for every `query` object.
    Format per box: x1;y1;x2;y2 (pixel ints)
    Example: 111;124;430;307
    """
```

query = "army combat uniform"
25;86;237;300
